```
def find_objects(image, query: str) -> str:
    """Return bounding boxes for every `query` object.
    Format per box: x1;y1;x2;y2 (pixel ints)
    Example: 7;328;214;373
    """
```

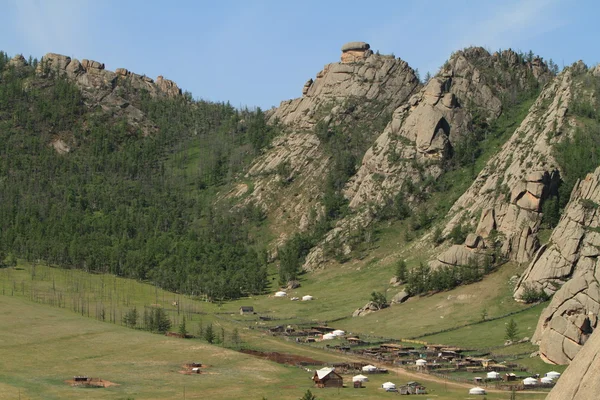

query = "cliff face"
515;166;600;364
241;43;420;244
546;328;600;399
429;65;572;270
302;48;552;270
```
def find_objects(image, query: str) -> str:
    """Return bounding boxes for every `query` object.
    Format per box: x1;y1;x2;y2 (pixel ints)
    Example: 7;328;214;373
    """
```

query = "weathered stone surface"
353;300;384;317
300;47;551;270
430;61;571;269
390;291;410;305
476;208;496;238
515;166;600;364
437;245;475;266
546;328;600;400
341;42;370;52
7;54;27;68
269;50;419;129
464;233;480;249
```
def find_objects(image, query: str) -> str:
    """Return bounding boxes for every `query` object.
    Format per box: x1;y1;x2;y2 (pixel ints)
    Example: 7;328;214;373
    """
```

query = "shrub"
519;283;550;303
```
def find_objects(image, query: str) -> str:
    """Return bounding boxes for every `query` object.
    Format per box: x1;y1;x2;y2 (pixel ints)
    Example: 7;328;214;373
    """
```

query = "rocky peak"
268;44;419;129
340;41;372;64
300;47;553;270
241;43;420;248
7;54;27;68
35;52;182;140
36;52;181;99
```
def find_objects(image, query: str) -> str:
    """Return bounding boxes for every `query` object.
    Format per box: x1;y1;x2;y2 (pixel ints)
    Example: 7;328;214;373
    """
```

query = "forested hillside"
0;51;276;300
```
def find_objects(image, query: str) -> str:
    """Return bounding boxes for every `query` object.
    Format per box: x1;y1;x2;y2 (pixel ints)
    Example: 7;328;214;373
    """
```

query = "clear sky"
1;0;598;109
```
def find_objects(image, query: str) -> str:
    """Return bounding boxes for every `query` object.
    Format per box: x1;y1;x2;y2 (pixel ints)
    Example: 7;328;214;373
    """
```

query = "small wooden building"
239;306;254;315
312;368;344;388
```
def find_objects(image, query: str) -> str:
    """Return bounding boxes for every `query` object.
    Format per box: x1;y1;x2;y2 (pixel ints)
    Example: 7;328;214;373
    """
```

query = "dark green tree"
300;389;317;400
178;315;187;338
505;319;519;342
204;323;215;344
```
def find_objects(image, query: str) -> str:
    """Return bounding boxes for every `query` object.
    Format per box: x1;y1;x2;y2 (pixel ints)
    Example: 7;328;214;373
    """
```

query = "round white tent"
322;333;336;340
274;291;287;297
381;382;396;390
523;377;538;386
301;295;313;301
486;371;500;379
545;371;561;380
332;329;345;336
541;377;554;384
362;365;377;372
416;359;427;366
469;387;486;395
352;374;369;382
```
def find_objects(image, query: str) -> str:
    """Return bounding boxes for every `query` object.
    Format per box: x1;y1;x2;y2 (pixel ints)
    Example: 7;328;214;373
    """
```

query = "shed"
239;306;254;315
302;295;314;301
469;387;486;395
312;368;343;388
523;377;538;386
486;371;500;380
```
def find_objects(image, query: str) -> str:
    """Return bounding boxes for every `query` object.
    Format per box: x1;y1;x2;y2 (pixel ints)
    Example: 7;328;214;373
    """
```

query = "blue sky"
1;0;598;109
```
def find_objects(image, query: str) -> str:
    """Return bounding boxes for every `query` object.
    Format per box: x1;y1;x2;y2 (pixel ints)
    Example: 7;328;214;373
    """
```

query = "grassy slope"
0;293;549;400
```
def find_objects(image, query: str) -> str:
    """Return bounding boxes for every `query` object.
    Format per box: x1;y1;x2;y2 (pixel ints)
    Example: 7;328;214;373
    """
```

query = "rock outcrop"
546;328;600;399
303;48;551;270
268;43;419;129
241;43;420;246
36;52;182;139
340;42;372;64
514;166;600;364
37;53;181;99
426;60;571;270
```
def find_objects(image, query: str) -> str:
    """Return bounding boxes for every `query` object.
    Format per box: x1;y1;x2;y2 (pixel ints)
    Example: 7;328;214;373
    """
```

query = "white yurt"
541;377;554;384
469;387;486;395
545;371;561;380
486;371;500;379
415;359;427;366
322;333;336;340
274;291;287;297
332;329;345;336
362;364;377;372
523;377;538;386
302;295;314;301
381;382;396;390
352;374;369;382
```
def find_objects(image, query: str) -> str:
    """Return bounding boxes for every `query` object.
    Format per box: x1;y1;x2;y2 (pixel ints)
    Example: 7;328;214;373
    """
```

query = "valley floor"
0;263;558;399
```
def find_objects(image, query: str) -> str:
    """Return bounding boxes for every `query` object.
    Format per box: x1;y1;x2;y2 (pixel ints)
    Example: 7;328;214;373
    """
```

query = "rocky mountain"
301;47;552;270
4;43;600;373
429;62;572;270
239;42;420;244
